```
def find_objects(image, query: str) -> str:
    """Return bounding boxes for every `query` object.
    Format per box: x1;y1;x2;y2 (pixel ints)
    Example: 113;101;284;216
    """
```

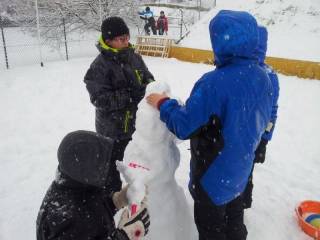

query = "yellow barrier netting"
168;46;320;80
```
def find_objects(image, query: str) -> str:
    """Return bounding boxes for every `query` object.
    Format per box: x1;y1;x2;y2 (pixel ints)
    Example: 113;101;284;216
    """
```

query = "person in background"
157;10;168;35
36;130;150;240
139;6;157;35
84;17;154;196
242;25;280;209
146;10;273;240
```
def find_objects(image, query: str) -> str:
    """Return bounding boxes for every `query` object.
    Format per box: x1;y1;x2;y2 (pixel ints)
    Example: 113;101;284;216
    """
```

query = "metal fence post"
35;0;44;67
0;15;9;69
62;18;69;61
180;9;183;38
198;0;202;20
180;9;183;40
98;0;102;24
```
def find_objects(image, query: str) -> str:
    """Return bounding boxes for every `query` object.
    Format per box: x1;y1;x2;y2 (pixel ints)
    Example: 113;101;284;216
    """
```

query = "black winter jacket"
36;174;129;240
84;42;154;140
189;115;224;199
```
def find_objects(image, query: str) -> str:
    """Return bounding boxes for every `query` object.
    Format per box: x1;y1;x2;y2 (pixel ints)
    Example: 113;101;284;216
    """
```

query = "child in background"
139;6;157;35
242;25;280;209
157;11;168;35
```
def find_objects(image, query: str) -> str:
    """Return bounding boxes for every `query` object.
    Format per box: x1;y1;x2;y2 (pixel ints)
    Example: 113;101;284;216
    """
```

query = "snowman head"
145;81;170;96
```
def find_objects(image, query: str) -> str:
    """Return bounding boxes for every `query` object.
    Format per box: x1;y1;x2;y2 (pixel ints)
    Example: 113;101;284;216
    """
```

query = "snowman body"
121;82;197;240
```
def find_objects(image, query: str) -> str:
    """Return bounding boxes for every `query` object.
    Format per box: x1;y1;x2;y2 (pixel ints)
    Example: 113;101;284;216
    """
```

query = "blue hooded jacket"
159;10;273;205
255;26;279;141
138;9;154;19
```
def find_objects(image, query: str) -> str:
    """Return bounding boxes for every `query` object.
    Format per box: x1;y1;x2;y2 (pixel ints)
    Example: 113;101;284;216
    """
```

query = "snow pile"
119;81;197;240
0;56;319;240
181;0;320;61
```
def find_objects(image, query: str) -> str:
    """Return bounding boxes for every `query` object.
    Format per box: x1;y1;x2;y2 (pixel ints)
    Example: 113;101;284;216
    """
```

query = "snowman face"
135;81;174;143
135;102;170;142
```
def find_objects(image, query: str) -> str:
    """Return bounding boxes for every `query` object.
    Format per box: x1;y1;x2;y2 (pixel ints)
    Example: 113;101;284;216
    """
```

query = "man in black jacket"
36;130;150;240
84;17;154;195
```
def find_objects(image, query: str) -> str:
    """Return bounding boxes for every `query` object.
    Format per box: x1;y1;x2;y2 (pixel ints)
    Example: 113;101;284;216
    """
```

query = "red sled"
295;200;320;239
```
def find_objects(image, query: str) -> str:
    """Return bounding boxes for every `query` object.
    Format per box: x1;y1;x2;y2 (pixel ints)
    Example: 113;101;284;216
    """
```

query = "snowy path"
0;56;319;240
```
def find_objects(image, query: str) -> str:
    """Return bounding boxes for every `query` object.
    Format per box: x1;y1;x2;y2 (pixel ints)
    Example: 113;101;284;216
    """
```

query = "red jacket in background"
156;16;168;32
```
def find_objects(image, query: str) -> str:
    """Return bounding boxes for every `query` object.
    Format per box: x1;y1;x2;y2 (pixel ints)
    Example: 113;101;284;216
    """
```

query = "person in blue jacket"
138;6;157;35
146;10;273;240
242;25;280;209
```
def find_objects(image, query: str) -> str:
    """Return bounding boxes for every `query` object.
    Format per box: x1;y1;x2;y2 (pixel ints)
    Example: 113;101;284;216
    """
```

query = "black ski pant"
242;165;254;209
194;190;247;240
158;27;164;35
144;22;157;35
105;138;130;195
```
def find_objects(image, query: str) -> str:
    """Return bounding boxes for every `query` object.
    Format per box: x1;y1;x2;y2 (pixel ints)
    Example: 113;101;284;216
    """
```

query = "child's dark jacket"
84;40;154;139
36;173;129;240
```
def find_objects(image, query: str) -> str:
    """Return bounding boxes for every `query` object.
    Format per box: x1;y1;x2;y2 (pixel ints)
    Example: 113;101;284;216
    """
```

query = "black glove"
118;204;150;239
254;139;268;164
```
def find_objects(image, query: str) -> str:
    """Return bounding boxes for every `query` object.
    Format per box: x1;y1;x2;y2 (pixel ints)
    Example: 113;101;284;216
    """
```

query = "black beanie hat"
57;130;114;188
101;16;130;41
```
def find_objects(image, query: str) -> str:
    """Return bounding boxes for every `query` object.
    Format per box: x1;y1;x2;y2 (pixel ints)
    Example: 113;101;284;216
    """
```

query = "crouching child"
36;130;150;240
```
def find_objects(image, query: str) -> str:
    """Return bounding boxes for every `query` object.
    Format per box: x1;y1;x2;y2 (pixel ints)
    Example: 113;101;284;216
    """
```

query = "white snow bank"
0;56;319;240
180;0;320;62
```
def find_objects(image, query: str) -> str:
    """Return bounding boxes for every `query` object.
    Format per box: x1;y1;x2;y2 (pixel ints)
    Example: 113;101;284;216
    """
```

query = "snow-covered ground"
0;56;320;240
181;0;320;62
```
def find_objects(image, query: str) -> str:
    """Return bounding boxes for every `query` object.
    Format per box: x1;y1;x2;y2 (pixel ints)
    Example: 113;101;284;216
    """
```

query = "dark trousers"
194;191;247;240
242;166;254;209
144;22;157;35
105;139;130;195
158;27;164;35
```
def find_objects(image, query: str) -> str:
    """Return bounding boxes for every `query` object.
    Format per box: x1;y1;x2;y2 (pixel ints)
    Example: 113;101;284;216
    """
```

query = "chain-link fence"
0;18;191;70
0;1;205;70
0;14;100;70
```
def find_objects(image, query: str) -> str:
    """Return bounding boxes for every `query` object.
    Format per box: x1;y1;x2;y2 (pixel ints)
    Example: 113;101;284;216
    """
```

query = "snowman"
117;81;197;240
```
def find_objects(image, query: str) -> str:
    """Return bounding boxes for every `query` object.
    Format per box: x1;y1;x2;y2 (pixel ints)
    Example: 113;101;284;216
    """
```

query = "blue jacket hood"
209;10;259;66
255;26;268;64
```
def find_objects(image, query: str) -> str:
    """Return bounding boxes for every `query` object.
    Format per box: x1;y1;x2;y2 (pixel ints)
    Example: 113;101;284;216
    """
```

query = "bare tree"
1;0;140;45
